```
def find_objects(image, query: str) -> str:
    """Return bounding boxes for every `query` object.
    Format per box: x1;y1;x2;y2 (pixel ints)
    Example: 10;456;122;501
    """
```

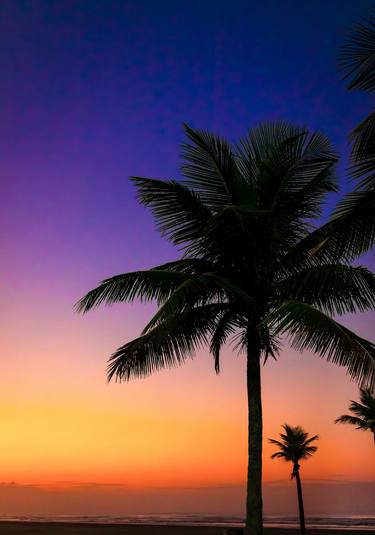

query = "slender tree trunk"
245;344;263;535
294;464;306;535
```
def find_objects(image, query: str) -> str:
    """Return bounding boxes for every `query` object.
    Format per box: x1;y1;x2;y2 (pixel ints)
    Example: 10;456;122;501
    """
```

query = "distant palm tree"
335;388;375;443
77;122;375;535
269;425;318;535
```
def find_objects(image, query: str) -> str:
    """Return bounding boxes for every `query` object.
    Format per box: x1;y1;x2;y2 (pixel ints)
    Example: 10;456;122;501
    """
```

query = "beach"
0;524;370;535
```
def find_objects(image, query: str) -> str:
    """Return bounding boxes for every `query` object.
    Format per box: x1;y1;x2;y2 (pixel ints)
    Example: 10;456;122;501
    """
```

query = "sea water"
0;514;374;530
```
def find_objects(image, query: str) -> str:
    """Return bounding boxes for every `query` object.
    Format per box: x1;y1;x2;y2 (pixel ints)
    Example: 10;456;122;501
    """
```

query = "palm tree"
269;425;318;535
327;9;375;257
77;122;375;535
335;388;375;443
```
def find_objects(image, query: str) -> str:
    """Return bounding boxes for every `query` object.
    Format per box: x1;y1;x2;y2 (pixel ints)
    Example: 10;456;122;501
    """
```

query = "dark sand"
0;524;367;535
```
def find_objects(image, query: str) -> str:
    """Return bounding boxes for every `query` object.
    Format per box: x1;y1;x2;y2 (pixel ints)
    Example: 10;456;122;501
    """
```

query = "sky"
1;0;375;518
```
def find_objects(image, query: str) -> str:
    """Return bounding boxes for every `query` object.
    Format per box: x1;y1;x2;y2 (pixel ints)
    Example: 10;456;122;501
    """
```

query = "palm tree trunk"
245;345;263;535
294;464;306;535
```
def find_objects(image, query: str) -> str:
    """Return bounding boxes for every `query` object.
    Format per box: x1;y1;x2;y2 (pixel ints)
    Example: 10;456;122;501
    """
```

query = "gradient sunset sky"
1;0;374;516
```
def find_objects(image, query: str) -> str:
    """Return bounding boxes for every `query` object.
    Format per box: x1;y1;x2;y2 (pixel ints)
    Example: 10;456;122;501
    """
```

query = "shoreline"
0;522;372;534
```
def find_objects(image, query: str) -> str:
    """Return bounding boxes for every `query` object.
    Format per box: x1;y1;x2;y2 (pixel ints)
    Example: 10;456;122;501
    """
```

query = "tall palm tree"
77;122;375;535
269;425;318;535
335;388;375;443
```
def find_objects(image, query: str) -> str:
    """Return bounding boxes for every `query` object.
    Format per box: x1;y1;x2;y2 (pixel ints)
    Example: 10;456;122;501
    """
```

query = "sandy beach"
0;524;369;535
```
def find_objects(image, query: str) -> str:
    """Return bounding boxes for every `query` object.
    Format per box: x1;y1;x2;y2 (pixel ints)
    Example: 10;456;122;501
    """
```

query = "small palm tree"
269;425;318;535
335;388;375;443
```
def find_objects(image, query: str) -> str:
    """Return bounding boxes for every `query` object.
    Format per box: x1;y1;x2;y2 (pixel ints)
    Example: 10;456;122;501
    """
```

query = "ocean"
0;515;374;530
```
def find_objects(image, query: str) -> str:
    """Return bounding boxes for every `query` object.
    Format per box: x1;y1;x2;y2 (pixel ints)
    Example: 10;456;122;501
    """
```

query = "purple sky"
2;1;374;271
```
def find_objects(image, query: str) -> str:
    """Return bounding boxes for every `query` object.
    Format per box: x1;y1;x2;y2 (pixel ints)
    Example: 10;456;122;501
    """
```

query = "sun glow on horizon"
1;339;374;489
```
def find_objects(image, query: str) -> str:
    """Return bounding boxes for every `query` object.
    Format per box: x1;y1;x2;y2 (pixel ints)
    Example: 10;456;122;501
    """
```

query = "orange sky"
1;294;374;490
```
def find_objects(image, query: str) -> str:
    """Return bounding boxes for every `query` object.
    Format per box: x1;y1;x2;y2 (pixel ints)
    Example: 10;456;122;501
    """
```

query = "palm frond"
142;272;253;334
338;9;375;92
181;124;243;209
278;220;335;274
210;308;241;373
335;388;375;434
350;109;375;189
236;123;302;199
237;122;305;177
303;434;320;447
153;258;215;274
349;398;374;420
301;445;318;456
271;156;337;238
267;301;375;388
271;130;337;215
76;269;192;312
334;414;368;428
280;193;375;270
270;451;289;460
278;264;375;315
141;275;224;333
329;189;375;258
238;123;337;214
359;387;375;408
132;177;212;250
268;438;287;450
107;304;225;381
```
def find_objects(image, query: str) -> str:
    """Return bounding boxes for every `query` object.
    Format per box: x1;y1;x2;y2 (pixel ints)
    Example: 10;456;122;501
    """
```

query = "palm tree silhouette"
77;122;375;535
335;388;375;443
327;9;375;256
300;10;375;264
269;424;318;535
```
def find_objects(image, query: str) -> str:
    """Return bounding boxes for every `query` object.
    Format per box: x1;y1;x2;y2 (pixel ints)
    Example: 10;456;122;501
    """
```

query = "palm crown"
77;122;375;387
268;424;318;477
335;388;375;436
